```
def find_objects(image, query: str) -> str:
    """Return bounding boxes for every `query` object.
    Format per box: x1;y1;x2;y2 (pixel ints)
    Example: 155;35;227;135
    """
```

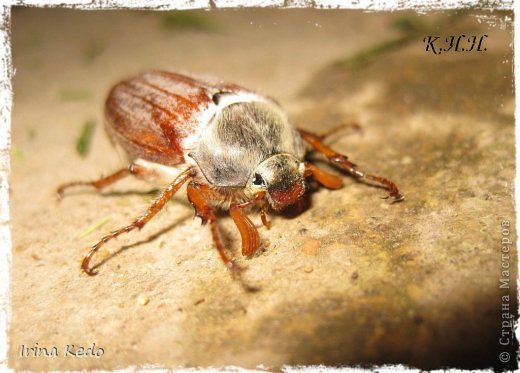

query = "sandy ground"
7;8;516;370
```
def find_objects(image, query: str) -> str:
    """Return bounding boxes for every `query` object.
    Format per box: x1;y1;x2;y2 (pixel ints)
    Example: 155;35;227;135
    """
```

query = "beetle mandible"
58;71;403;276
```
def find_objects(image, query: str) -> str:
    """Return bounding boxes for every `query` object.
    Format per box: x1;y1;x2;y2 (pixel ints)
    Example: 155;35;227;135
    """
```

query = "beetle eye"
252;173;265;186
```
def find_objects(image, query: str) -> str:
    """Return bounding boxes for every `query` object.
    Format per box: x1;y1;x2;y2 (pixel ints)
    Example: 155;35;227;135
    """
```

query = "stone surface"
7;8;516;371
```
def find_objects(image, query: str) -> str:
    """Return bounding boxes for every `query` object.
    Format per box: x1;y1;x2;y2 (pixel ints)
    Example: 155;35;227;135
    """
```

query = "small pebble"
401;156;413;165
304;266;314;273
137;294;150;306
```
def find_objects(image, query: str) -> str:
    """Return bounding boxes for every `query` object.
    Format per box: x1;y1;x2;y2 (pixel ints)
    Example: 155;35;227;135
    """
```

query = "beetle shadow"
59;187;195;210
100;189;162;198
101;189;195;209
87;208;261;292
55;188;160;203
88;210;193;273
205;211;262;292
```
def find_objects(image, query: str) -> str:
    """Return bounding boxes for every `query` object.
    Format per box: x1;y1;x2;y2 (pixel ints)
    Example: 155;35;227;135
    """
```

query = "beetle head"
248;153;306;211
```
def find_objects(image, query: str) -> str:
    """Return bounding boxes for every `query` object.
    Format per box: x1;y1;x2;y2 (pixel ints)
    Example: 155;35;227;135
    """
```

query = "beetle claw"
391;194;405;203
82;265;98;276
382;192;404;203
227;260;247;274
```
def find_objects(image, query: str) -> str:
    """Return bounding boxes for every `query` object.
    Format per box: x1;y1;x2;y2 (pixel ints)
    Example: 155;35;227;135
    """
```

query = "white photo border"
0;1;516;371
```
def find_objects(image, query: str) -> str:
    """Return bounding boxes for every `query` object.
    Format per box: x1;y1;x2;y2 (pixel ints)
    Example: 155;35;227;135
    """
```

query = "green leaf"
76;120;96;157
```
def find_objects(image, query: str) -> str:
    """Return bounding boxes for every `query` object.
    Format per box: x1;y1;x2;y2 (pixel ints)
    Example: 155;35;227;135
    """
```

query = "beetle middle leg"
81;167;194;275
299;129;403;201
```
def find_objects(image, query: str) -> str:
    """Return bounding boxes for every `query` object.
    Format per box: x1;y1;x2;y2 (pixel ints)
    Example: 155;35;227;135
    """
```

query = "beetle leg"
57;163;152;199
230;192;267;256
186;182;243;272
260;203;270;229
229;204;260;257
81;167;194;276
299;129;403;202
319;122;363;142
304;162;343;190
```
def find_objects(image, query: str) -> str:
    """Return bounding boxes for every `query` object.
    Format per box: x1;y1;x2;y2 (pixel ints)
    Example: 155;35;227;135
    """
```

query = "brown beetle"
58;71;403;276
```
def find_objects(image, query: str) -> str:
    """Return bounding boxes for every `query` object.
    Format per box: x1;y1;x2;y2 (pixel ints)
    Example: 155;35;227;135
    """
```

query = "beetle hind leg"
57;163;153;199
81;167;194;275
299;129;403;202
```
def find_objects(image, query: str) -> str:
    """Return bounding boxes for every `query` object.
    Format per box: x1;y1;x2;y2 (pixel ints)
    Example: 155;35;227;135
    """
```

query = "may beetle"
58;71;403;276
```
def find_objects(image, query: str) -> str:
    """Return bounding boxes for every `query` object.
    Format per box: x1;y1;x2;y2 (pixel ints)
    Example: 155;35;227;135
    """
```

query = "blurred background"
9;7;516;371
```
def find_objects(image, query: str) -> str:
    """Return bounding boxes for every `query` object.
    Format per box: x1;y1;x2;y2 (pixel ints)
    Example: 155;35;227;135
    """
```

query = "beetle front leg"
57;163;153;199
230;192;268;256
299;129;404;201
81;167;194;275
229;204;260;257
260;203;270;229
304;162;343;190
186;182;244;272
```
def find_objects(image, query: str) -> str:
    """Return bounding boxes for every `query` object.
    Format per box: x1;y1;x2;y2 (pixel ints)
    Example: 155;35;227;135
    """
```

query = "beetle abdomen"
105;71;218;166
